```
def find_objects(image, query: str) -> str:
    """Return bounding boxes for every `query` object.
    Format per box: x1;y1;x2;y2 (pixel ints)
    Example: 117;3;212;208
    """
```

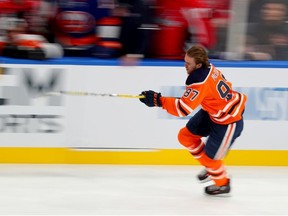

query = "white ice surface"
0;164;287;215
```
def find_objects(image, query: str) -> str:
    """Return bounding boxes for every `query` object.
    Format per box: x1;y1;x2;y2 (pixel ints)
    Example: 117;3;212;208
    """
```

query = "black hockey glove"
139;90;162;107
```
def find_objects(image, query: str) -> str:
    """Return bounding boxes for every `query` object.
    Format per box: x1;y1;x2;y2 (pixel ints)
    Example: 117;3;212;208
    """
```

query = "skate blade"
204;192;232;197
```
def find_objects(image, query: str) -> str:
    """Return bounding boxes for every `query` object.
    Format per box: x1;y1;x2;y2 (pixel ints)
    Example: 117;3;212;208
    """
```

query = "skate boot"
197;169;211;183
205;179;231;196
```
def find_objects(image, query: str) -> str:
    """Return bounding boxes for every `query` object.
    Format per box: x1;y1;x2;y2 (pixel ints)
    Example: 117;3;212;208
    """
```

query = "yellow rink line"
0;147;288;166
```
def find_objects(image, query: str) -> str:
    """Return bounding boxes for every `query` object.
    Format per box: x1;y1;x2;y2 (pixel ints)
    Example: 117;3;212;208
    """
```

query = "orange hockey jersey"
160;64;247;125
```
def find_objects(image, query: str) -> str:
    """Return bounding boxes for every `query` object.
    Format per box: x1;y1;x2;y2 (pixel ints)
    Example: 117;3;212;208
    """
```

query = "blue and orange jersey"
160;64;247;125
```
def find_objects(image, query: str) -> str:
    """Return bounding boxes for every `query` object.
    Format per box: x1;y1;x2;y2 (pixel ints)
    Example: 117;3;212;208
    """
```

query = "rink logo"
0;68;64;133
0;68;63;106
234;87;288;120
56;11;95;33
0;114;63;133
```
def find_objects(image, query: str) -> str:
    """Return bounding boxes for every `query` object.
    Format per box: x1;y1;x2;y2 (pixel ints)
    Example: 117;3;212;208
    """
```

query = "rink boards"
0;58;287;166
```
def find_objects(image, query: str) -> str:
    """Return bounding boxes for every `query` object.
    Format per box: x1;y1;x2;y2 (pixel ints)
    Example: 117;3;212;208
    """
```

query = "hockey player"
139;45;247;196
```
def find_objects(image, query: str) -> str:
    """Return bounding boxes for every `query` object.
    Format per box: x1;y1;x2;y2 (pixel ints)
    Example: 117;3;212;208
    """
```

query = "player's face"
184;54;202;75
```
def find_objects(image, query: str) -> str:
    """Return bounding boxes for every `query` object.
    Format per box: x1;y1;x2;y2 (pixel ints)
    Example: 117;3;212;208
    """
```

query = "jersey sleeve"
160;83;207;117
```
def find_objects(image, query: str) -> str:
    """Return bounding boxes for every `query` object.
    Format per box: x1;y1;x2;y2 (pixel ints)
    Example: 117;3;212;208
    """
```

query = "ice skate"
205;179;231;196
197;169;211;183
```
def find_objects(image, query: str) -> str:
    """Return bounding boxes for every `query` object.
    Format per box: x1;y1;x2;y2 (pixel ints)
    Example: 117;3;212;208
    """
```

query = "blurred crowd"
245;0;288;60
0;0;287;62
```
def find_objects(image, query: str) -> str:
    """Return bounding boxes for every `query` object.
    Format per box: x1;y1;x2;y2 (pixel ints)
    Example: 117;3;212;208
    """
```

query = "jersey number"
184;88;199;100
217;80;232;100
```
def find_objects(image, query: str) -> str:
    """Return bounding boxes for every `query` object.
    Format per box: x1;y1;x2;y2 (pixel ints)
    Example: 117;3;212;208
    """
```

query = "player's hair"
186;45;210;68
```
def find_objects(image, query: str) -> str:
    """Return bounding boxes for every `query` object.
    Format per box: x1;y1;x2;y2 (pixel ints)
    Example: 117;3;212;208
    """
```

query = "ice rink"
0;164;287;215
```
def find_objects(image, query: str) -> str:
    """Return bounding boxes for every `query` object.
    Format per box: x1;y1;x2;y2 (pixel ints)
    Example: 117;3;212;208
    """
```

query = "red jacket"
150;0;217;59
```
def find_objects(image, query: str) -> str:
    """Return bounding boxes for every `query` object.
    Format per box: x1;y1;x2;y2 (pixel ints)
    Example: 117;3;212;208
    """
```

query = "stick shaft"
51;91;145;98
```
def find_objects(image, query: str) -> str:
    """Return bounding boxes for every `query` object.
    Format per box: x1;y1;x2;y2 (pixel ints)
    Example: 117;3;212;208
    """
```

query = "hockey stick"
45;90;145;99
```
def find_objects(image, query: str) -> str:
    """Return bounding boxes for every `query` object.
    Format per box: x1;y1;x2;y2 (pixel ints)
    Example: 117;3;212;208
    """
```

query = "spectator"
0;0;30;36
149;0;217;60
245;0;288;60
93;0;157;65
202;0;231;56
24;0;57;43
0;0;30;56
109;0;157;65
0;2;63;60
